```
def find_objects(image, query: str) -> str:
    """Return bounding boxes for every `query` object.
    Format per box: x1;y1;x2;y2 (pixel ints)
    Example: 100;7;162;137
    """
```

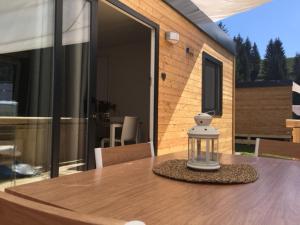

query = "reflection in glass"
59;0;90;176
0;0;54;189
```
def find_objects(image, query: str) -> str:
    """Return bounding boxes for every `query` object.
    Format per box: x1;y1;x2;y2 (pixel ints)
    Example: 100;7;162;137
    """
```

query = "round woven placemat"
153;159;259;184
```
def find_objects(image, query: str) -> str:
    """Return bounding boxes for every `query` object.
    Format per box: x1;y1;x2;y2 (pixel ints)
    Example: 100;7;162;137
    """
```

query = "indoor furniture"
101;116;138;147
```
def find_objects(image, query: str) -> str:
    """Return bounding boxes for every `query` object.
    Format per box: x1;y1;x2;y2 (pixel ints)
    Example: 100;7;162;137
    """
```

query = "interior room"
96;1;153;147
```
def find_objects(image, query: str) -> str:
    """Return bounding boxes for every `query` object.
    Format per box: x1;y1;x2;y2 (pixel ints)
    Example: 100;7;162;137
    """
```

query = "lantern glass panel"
211;138;219;161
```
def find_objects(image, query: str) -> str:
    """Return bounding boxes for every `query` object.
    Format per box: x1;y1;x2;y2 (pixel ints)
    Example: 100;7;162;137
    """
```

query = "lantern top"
188;113;219;138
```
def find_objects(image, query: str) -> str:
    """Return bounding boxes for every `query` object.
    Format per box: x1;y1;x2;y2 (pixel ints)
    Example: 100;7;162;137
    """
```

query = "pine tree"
273;38;287;80
244;38;252;59
250;43;261;81
263;39;273;80
233;35;244;82
234;35;253;82
263;38;287;80
294;54;300;84
263;39;275;80
239;38;251;82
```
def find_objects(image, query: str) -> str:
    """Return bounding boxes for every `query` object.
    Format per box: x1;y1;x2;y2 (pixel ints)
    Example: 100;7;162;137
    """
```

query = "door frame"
87;0;160;169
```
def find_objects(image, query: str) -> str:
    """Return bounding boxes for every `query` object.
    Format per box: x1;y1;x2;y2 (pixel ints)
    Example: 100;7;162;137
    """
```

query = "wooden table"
6;152;300;225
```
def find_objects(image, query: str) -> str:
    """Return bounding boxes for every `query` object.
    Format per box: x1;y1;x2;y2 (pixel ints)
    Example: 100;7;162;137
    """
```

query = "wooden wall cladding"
116;0;234;155
236;86;293;136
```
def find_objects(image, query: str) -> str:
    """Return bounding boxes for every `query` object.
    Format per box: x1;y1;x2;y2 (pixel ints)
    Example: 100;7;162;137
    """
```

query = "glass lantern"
187;113;220;170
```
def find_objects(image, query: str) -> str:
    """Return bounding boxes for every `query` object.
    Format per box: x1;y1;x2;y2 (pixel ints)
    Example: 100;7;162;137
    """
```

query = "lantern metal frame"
187;113;220;171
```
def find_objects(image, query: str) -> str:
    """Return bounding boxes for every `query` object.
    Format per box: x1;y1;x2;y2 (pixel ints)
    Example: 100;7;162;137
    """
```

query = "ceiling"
98;1;151;48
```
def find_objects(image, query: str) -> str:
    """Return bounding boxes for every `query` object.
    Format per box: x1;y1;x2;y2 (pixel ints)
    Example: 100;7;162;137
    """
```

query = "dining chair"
101;116;138;147
95;142;154;168
255;138;300;160
0;191;145;225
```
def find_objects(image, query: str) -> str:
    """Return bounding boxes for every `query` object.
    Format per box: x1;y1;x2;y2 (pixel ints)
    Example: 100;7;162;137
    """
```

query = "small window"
202;53;223;116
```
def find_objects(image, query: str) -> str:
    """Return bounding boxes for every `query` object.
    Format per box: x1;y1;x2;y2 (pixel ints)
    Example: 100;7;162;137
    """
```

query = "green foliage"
250;43;261;81
293;53;300;83
262;38;287;80
234;36;261;82
233;35;244;82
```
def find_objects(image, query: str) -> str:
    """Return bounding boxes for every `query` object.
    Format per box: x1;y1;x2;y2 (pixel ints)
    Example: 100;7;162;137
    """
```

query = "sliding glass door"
0;0;55;188
0;0;97;186
58;0;93;175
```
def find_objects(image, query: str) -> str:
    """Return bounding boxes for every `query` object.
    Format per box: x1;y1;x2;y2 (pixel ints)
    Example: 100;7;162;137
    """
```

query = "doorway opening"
95;0;156;149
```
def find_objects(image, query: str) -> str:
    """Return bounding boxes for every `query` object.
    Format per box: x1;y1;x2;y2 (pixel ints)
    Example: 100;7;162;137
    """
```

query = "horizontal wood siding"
236;86;292;136
115;0;234;155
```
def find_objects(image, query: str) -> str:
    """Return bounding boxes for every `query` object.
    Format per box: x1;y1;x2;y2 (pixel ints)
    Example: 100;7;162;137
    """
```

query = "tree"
218;22;228;34
250;43;261;81
294;53;300;84
263;38;287;80
234;35;252;82
244;38;252;58
262;39;274;80
233;35;244;82
273;38;288;80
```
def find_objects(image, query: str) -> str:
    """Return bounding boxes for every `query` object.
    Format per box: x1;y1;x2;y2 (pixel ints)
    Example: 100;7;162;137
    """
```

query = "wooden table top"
6;152;300;225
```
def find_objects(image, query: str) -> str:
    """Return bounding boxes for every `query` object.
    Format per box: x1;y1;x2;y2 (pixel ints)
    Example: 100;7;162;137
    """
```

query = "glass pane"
203;61;216;111
59;0;90;176
0;0;54;189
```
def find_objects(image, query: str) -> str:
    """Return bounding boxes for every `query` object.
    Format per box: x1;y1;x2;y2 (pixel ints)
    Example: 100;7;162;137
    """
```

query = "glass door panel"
0;0;54;188
59;0;91;175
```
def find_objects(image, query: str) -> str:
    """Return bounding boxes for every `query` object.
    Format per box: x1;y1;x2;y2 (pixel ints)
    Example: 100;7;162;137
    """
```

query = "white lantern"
187;113;220;170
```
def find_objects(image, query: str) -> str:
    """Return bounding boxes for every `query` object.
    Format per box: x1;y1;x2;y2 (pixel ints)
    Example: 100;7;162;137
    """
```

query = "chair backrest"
121;116;138;142
255;138;300;160
0;191;132;225
95;142;154;168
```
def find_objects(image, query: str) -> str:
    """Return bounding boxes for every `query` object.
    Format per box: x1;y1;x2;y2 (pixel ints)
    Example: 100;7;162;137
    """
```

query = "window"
202;53;223;116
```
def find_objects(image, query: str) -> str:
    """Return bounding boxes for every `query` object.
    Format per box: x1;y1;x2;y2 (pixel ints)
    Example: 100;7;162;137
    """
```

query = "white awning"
0;0;90;54
190;0;272;21
293;82;300;94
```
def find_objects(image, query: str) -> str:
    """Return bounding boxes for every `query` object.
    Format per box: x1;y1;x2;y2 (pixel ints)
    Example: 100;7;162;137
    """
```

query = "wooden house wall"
236;86;292;137
115;0;235;155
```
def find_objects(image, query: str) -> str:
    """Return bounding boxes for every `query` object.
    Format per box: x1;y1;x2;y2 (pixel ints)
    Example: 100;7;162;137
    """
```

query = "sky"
221;0;300;58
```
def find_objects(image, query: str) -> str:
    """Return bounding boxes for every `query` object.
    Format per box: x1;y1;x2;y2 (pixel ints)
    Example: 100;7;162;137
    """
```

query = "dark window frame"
202;52;223;117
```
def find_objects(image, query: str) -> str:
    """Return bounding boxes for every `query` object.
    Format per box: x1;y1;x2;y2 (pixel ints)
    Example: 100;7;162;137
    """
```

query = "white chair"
95;142;154;168
101;116;138;147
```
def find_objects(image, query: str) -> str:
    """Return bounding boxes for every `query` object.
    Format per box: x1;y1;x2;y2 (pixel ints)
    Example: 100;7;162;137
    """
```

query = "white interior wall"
97;41;151;141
